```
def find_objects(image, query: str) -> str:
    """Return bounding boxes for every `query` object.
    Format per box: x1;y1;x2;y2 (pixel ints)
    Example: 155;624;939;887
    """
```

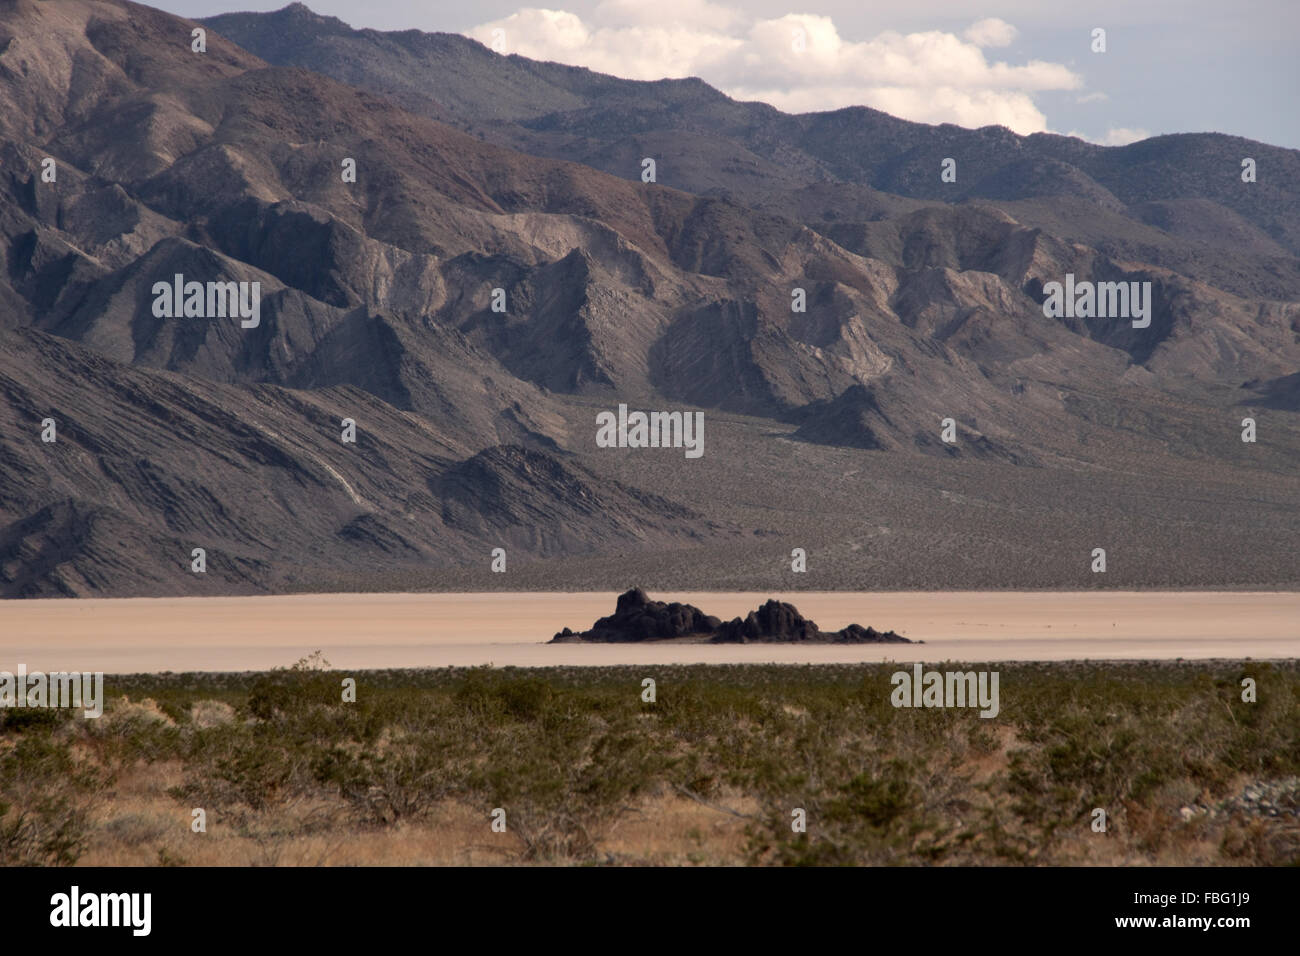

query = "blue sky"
158;0;1300;148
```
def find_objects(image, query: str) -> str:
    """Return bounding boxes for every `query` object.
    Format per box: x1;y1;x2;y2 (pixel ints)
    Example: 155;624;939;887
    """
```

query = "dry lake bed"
0;591;1296;673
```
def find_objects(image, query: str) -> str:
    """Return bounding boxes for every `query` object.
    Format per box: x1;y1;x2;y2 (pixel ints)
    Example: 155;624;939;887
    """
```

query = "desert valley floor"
2;590;1295;672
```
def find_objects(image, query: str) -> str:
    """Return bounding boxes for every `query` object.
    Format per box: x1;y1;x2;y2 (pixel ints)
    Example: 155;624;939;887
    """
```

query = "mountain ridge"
0;0;1294;596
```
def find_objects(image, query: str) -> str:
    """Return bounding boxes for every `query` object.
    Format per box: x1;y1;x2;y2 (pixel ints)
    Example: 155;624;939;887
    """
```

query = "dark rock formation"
792;385;895;451
551;589;913;643
551;588;721;643
712;599;910;644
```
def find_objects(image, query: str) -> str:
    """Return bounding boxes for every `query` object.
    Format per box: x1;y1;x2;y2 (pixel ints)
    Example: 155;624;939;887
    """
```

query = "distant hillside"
0;0;1295;595
207;3;1300;259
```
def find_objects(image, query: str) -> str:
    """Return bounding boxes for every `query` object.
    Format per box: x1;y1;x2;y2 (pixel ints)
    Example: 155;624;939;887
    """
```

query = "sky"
155;0;1300;148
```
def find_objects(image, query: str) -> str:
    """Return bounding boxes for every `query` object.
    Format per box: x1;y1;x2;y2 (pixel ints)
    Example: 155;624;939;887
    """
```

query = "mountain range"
0;0;1296;596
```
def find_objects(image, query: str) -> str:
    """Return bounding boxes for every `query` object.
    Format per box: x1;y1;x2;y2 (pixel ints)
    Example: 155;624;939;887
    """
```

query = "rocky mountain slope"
0;0;1296;596
206;4;1300;264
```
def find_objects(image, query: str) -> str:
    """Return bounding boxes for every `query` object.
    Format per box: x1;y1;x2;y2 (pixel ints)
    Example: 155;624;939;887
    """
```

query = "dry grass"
76;788;757;867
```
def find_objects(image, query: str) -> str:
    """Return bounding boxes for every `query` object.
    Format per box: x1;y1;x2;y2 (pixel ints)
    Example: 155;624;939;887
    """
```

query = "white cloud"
468;7;742;78
1101;126;1150;145
1076;91;1109;104
466;6;1082;134
1061;126;1152;146
963;17;1018;48
593;0;741;31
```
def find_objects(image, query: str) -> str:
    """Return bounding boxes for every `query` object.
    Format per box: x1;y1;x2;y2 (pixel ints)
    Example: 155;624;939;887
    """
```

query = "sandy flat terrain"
0;591;1296;673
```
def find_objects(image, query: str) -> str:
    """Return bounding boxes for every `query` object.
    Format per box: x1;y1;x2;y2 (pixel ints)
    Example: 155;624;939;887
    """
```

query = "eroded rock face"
550;589;912;643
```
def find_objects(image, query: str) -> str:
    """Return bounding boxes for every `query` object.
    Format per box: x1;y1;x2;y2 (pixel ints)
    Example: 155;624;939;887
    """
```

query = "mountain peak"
269;2;350;31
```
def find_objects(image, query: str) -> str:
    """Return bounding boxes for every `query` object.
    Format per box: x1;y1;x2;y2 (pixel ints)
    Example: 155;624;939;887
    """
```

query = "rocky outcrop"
551;588;722;643
712;599;911;644
792;385;895;450
551;589;913;643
